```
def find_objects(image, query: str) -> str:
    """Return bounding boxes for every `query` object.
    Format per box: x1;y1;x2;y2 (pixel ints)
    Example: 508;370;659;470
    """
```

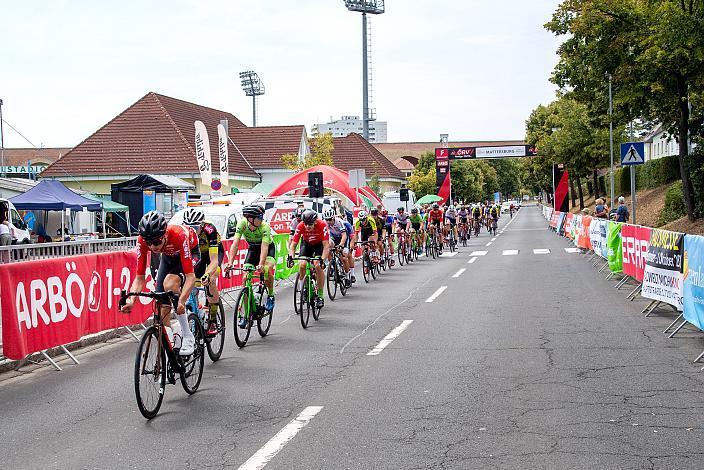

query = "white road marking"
468;257;478;264
565;247;581;253
491;237;496;241
533;249;550;254
439;251;458;257
425;286;448;303
452;268;466;278
367;320;414;356
470;250;488;256
502;250;519;256
486;242;492;246
238;406;324;470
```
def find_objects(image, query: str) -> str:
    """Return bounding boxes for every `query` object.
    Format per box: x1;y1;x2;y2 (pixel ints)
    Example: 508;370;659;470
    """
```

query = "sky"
0;0;564;148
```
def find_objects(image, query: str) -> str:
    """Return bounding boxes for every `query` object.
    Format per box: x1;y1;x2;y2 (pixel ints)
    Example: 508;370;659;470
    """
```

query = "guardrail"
0;237;138;263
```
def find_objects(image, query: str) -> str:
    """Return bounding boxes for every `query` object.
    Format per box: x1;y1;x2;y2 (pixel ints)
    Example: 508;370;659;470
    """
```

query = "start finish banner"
621;224;651;282
642;228;685;310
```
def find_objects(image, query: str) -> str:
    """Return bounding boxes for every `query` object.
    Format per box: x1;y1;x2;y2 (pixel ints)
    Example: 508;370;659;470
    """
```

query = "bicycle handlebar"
119;290;178;310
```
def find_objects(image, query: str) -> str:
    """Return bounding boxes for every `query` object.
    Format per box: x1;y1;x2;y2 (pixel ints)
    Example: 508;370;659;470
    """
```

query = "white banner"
642;229;684;310
217;123;229;187
589;219;607;259
475;146;527;158
194;120;212;187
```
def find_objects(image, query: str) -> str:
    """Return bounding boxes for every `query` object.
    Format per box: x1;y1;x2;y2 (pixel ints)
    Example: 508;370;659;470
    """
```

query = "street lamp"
343;1;385;141
0;98;5;178
239;71;265;127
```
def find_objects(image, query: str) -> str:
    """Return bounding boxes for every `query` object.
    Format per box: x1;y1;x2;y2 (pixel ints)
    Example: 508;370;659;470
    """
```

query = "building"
0;147;69;179
643;124;685;161
331;133;404;193
312;115;387;143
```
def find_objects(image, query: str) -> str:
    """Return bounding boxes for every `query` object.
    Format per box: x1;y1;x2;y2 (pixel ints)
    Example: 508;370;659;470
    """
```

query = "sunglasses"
145;236;164;246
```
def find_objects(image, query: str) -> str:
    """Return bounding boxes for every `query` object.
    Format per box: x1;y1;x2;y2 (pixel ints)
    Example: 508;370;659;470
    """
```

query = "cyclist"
323;208;352;284
472;204;482;234
394;207;411;253
409;207;424;255
444;205;458;243
121;211;198;356
353;210;378;261
427;203;444;246
382;209;395;260
289;206;306;236
370;208;386;265
225;205;276;327
458;205;469;239
183;208;224;337
489;203;500;232
287;209;330;309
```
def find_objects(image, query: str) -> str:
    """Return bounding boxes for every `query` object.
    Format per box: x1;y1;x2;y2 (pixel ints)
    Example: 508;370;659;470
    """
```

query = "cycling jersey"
373;216;385;235
409;214;423;229
354;217;377;232
458;210;468;219
445;210;457;220
428;209;444;222
327;217;347;244
136;224;198;276
293;219;329;245
235;218;273;245
384;215;394;229
472;208;481;218
490;208;500;219
395;213;410;225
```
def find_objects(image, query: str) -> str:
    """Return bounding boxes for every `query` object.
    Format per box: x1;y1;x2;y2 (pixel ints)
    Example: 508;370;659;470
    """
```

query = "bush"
607;155;681;198
656;181;686;226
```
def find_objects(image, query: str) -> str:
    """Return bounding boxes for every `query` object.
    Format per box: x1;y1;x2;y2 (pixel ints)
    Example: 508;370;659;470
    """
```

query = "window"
11;209;23;228
226;214;237;238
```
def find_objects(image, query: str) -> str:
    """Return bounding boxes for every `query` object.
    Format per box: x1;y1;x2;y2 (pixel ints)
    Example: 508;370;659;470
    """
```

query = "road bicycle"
382;234;395;270
446;224;457;252
186;282;225;362
458;222;469;246
293;256;323;328
327;245;349;301
489;218;498;236
473;219;481;237
355;241;378;282
410;229;421;261
396;230;409;266
426;228;438;259
228;264;273;348
120;290;205;419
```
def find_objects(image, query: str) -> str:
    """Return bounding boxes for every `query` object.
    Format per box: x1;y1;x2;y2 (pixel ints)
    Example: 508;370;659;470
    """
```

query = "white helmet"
358;210;368;220
323;208;336;220
183;208;205;227
448;205;455;211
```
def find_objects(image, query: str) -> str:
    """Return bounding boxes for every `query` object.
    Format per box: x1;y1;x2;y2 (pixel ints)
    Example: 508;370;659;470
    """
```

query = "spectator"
0;212;12;262
615;196;630;222
594;198;609;218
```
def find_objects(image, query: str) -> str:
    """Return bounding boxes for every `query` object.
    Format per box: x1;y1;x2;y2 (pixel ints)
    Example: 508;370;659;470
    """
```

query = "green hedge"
656;181;686;226
608;155;680;196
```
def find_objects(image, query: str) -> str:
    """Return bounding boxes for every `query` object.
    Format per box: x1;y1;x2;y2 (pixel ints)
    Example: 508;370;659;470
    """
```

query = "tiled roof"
332;133;404;180
41;92;257;178
0;148;70;166
230;126;305;169
374;140;526;163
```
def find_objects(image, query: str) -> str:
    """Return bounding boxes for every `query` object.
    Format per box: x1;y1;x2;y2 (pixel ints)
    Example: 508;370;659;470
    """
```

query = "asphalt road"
1;204;703;470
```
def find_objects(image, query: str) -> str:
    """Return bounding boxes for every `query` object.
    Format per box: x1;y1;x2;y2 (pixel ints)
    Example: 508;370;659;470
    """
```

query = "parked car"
0;199;31;244
500;202;512;214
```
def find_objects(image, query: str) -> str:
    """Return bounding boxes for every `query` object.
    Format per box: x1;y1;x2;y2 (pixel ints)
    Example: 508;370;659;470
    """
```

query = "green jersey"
409;214;423;226
235;218;272;245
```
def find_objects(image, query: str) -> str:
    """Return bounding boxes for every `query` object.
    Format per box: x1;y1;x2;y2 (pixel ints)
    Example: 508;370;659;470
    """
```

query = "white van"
382;190;416;212
0;199;31;244
169;203;241;240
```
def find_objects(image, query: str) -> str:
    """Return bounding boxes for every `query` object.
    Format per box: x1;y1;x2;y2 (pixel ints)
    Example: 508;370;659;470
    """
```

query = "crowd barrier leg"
123;325;140;342
692;349;704;364
614;276;630;289
598;262;609;273
626;284;641;301
36;351;62;371
642;300;658;317
664;314;685;337
60;345;80;365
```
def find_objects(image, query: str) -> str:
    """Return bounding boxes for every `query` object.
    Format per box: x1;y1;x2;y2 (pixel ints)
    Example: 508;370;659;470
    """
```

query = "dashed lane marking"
468;257;478;264
238;406;324;470
502;250;519;256
439;251;458;257
491;237;497;242
452;268;466;278
470;250;488;256
367;320;414;356
425;286;447;303
486;242;492;246
565;247;581;253
533;249;551;254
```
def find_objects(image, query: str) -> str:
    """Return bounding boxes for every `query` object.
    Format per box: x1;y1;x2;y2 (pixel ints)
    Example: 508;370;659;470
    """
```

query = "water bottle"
171;322;183;349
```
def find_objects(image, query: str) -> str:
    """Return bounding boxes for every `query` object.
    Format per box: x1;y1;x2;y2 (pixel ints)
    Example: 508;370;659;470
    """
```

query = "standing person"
615;196;630;223
594;198;609;218
0;211;12;263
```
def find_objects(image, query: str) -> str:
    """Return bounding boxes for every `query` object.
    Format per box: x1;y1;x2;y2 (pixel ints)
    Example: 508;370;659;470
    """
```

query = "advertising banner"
564;213;574;240
589;218;603;257
621;224;651;281
194;120;212;187
552;164;569;212
642;229;684;310
550;210;560;229
217;123;229;188
607;222;623;272
557;212;566;235
683;235;704;331
577;216;592;250
434;148;451;204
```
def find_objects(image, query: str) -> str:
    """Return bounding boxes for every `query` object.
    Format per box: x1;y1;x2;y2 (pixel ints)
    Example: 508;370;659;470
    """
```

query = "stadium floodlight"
239;70;265;127
344;1;385;141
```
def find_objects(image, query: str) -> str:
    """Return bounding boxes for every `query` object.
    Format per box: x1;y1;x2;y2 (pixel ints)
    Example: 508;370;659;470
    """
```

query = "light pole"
608;74;614;209
0;98;5;178
239;71;265;127
344;1;385;141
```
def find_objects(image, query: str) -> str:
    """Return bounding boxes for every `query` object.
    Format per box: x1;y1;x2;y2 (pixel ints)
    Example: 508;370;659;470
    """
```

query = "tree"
281;132;334;171
546;0;704;220
407;167;436;198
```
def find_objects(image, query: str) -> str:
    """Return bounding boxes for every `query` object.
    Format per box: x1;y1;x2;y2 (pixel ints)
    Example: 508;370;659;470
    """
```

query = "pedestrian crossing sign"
620;142;645;165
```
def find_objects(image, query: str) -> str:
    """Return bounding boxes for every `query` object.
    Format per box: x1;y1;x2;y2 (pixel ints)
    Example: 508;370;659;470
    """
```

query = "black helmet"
302;209;318;225
294;206;306;219
411;208;418;214
432;203;439;209
370;207;379;215
242;204;265;219
138;211;167;240
397;207;404;212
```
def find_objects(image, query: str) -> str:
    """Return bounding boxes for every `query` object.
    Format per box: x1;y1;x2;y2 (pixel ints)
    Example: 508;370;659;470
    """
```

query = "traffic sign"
620;142;645;165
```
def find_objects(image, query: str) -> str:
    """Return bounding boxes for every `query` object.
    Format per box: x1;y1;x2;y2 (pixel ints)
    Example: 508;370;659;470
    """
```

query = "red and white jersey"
292;219;329;245
136;225;198;276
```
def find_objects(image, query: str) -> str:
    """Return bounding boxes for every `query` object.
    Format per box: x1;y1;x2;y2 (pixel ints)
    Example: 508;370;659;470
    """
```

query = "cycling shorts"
459;217;468;225
430;219;442;228
446;218;456;227
411;222;422;232
155;250;199;292
244;243;276;267
299;241;324;259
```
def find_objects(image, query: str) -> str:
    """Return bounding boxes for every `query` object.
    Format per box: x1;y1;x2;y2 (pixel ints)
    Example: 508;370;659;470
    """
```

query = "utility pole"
0;98;5;178
608;74;614;209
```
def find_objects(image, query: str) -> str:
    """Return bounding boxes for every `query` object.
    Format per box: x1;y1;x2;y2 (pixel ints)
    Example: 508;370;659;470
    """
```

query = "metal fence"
0;237;138;264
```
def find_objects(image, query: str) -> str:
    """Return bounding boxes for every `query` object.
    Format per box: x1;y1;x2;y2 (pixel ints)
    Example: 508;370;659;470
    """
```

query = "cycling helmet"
183;208;205;227
449;205;455;211
411;208;418;214
323;208;336;220
138;211;167;240
370;207;379;215
302;209;318;225
242;204;265;219
397;207;405;212
294;206;305;219
432;203;439;209
381;209;388;216
358;210;368;220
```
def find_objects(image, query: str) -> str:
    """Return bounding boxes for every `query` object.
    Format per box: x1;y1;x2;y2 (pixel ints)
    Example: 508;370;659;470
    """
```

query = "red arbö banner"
621;224;651;282
0;240;251;360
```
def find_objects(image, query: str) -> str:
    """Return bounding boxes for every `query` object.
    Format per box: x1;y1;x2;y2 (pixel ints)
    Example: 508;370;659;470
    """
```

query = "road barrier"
0;234;301;369
0;237;138;264
540;204;704;367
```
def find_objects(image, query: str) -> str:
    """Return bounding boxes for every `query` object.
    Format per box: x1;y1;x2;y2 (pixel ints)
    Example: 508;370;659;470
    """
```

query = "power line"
1;118;38;148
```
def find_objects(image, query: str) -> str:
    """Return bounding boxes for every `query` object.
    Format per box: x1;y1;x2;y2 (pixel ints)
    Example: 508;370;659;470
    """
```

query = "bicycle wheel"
134;326;166;419
327;256;338;301
233;288;252;348
180;313;205;394
293;272;302;315
206;300;226;362
256;285;272;337
397;241;405;266
363;252;371;283
300;275;311;328
337;260;348;297
370;256;377;279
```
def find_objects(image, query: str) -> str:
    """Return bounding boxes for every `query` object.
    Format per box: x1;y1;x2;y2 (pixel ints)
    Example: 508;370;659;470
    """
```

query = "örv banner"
683;235;704;331
621;225;651;282
642;229;684;310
